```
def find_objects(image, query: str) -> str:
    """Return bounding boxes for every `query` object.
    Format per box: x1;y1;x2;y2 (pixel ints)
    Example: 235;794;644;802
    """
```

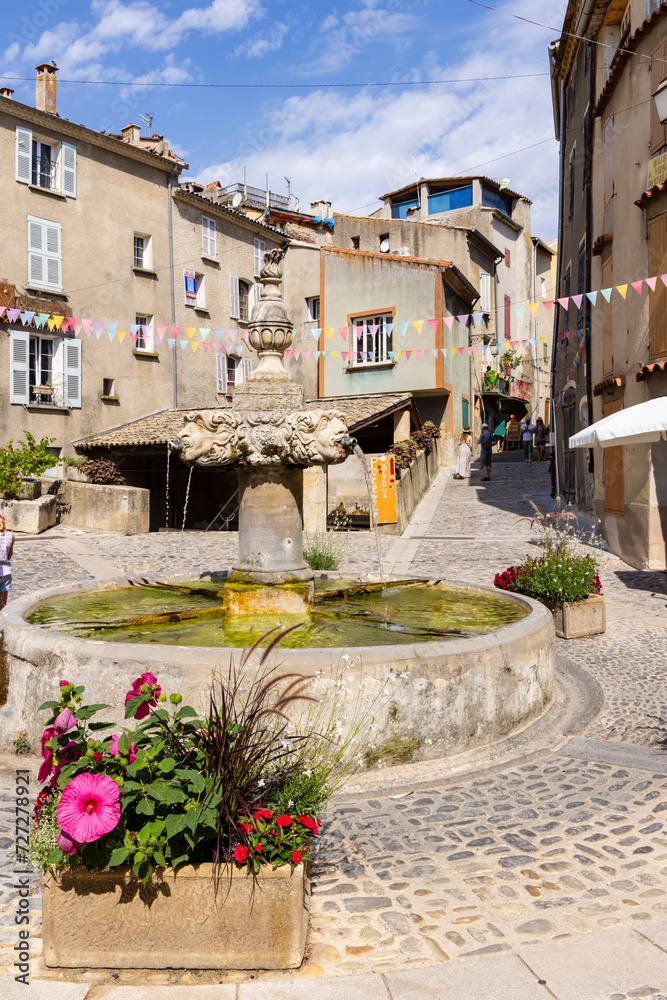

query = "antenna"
232;192;243;208
139;112;153;137
284;175;292;209
412;153;420;209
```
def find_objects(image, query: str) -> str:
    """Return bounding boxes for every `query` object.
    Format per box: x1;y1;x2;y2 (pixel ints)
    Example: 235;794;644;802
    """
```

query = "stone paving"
1;454;667;997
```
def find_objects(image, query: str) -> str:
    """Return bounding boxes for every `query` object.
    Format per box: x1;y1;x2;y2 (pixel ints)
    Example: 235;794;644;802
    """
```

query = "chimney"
35;63;57;114
0;87;14;100
310;199;332;219
121;123;141;144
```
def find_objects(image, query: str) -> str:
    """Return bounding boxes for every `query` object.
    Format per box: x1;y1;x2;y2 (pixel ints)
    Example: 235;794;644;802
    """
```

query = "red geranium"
254;808;272;821
276;814;292;828
254;843;263;853
233;844;249;863
297;815;319;834
291;850;302;865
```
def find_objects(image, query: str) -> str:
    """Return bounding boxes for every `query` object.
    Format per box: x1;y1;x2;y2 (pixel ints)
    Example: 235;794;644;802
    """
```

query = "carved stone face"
312;414;350;462
178;411;237;466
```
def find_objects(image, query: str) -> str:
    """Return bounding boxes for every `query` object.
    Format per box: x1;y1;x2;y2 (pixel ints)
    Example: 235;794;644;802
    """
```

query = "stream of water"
180;466;193;550
353;444;384;585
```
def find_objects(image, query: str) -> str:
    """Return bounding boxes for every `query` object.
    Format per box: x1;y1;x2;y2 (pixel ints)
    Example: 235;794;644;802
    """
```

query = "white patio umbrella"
569;397;667;449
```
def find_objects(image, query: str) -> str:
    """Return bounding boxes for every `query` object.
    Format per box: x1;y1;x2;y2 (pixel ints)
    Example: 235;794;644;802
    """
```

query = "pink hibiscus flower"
124;672;161;720
57;773;120;844
38;727;55;782
56;828;80;856
108;734;136;763
53;707;77;736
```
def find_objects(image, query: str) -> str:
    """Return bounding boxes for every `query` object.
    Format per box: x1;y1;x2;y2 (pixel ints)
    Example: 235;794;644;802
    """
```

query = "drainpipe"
533;238;539;420
551;69;565;500
584;40;596;484
168;169;177;409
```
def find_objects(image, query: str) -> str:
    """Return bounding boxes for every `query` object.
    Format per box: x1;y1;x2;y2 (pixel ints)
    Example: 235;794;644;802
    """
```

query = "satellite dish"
232;192;243;208
380;239;390;253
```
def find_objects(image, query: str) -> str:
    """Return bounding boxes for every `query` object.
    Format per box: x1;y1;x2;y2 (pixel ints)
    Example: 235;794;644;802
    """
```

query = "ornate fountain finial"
247;246;293;383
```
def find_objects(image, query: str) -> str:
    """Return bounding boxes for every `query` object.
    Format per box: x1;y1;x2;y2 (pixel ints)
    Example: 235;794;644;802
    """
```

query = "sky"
1;0;569;237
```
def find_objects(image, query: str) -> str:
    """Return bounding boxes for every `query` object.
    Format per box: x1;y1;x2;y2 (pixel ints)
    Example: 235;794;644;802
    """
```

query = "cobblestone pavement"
1;454;667;995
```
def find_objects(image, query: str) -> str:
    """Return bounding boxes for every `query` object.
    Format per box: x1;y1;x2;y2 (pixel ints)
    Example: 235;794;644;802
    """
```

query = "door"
603;398;624;514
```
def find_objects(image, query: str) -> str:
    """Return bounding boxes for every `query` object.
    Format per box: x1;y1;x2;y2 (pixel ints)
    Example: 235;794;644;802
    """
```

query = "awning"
569;397;667;449
593;375;625;397
637;361;667;381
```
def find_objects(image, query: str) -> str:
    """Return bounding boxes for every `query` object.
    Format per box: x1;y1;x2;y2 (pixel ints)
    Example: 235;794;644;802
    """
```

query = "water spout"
353;444;384;585
181;466;193;551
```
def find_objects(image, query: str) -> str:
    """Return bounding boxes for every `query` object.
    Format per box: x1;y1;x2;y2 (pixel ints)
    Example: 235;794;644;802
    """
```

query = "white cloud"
192;0;567;238
300;0;418;75
236;22;288;59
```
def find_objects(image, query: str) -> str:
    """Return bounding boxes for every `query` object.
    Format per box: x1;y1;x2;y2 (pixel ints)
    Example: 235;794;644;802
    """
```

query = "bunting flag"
284;349;291;358
557;297;570;311
457;314;469;326
171;327;181;337
179;340;188;350
528;303;539;317
397;322;409;336
228;329;237;342
213;343;220;353
428;318;439;333
472;312;483;326
647;276;658;292
293;349;300;360
515;305;526;319
242;331;250;344
202;343;210;354
631;281;643;296
192;341;199;353
200;328;210;341
117;331;126;343
185;327;196;339
616;284;628;299
20;311;35;326
600;288;612;303
215;328;225;341
586;291;598;307
235;345;243;356
225;344;232;355
167;338;175;350
338;327;349;339
542;300;554;314
413;320;424;334
443;316;455;330
571;294;583;310
324;328;334;341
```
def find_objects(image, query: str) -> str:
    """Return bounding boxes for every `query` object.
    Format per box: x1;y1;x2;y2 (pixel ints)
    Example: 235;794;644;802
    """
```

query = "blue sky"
2;0;567;235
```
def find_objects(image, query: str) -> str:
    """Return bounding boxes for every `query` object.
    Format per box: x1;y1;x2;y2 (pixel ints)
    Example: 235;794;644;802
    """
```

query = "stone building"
0;65;283;526
550;0;667;569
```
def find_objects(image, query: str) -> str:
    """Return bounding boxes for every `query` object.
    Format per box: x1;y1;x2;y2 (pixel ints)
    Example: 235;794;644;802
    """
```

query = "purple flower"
53;707;77;737
56;828;80;856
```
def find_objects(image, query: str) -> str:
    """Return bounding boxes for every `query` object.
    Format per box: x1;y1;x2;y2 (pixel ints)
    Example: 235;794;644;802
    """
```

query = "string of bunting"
553;331;588;409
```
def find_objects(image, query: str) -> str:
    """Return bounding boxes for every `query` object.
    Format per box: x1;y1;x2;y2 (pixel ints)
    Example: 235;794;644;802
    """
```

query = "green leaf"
165;812;189;838
76;704;110;720
176;706;199;720
186;808;198;832
38;700;58;711
158;757;176;774
124;696;142;719
154;851;166;868
117;732;130;754
147;783;187;805
47;848;64;864
109;847;129;866
170;853;190;870
136;798;155;816
190;772;205;794
88;721;115;731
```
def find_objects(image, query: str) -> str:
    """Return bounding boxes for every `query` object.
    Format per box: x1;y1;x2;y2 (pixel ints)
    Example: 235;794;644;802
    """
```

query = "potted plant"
64;456;89;483
0;433;55;500
494;504;605;639
30;646;380;970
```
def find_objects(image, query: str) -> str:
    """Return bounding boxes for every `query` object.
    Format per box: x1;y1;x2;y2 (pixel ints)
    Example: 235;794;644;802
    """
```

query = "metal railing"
221;182;289;210
32;156;59;191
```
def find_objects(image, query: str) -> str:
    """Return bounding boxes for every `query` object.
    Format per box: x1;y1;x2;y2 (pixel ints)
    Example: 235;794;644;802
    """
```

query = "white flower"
303;769;312;778
258;779;265;788
288;799;294;808
425;738;432;746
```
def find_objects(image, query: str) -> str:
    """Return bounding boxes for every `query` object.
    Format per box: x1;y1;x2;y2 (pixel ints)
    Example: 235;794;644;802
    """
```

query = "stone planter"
42;861;310;970
66;466;89;483
549;594;606;639
18;478;42;500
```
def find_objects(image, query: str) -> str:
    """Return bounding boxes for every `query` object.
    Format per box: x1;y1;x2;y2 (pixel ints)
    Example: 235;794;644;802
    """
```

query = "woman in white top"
0;512;14;610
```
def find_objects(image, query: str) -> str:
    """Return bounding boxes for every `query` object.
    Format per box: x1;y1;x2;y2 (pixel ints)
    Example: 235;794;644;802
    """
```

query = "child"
0;511;14;610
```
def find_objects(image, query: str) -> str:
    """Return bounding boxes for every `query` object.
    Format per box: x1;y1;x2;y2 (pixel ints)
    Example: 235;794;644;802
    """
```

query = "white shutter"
254;238;266;276
16;126;32;184
254;282;262;304
480;272;491;314
27;216;61;291
202;215;216;257
61;142;76;197
216;351;228;393
10;329;30;404
243;358;252;383
63;338;81;408
229;274;240;319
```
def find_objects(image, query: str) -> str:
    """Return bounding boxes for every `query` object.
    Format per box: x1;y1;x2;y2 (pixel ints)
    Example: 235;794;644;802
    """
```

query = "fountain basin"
0;576;555;760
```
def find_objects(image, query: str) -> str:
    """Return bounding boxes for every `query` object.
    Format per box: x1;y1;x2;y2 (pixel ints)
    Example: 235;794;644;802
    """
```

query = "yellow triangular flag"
185;327;196;339
450;347;456;356
502;341;510;350
413;320;424;334
616;284;628;299
324;327;334;340
331;351;338;360
52;315;64;330
46;317;56;331
395;351;403;359
117;331;126;343
528;303;539;317
192;341;199;352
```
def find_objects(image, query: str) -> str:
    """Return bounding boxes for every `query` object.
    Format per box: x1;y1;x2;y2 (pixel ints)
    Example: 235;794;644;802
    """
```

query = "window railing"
32;156;59;191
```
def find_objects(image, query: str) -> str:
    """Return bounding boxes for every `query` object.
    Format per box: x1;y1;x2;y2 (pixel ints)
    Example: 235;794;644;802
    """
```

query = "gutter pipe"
168;170;177;409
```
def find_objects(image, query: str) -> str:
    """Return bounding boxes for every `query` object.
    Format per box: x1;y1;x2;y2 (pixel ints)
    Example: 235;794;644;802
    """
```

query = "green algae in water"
27;581;527;649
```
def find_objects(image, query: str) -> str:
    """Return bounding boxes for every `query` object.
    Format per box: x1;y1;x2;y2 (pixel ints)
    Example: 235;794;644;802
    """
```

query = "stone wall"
54;480;149;534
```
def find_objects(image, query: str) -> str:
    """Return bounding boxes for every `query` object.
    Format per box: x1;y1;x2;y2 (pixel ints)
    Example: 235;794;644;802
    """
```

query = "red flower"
93;752;103;763
254;808;272;821
233;844;249;863
59;680;71;688
39;727;55;783
124;672;161;720
254;843;263;853
240;821;253;834
297;815;319;834
276;814;292;828
291;850;302;865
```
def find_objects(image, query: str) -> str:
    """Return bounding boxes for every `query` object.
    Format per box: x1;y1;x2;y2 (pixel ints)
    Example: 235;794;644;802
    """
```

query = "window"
462;398;469;429
481;187;513;216
391;197;420;219
603;118;614;206
603;398;624;514
577;240;586;324
27;215;61;292
480;272;491;314
184;271;205;310
650;40;667;153
133;234;152;270
540;276;547;299
648;215;667;359
254;238;266;276
351;313;393;366
351;236;360;249
306;297;320;322
216;353;253;394
202;216;217;259
134;314;155;353
102;378;115;398
504;295;511;340
379;233;390;252
10;329;80;407
239;280;250;322
15;126;76;197
504;248;511;268
427;185;473;215
569;145;576;219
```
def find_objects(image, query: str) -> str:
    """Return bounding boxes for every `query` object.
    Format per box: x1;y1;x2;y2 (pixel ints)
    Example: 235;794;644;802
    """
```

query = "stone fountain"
175;248;355;613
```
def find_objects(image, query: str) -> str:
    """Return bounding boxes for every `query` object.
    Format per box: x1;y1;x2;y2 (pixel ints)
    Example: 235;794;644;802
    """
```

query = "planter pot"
42;861;310;970
548;594;606;639
18;478;42;500
66;467;89;483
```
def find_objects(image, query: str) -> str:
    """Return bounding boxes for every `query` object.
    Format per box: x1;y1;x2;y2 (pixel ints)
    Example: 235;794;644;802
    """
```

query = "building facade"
551;0;667;569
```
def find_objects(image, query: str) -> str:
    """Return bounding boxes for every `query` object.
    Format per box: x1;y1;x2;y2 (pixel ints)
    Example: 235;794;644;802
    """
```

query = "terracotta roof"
637;360;667;380
593;375;626;396
635;182;667;208
73;393;415;450
173;189;287;239
377;176;530;204
594;4;667;119
326;247;452;268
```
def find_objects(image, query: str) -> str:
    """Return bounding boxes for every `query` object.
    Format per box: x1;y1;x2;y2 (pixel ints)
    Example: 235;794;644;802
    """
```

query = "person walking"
520;416;535;464
0;512;14;610
453;429;472;480
478;422;494;481
534;417;548;463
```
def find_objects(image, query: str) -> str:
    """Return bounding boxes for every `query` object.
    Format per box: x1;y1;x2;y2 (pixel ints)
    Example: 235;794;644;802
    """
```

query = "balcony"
482;375;510;397
221;182;289;211
32;155;59;191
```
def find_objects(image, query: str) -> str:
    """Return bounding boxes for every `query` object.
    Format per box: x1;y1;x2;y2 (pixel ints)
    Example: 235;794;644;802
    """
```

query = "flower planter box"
65;466;89;483
43;861;310;969
548;594;606;639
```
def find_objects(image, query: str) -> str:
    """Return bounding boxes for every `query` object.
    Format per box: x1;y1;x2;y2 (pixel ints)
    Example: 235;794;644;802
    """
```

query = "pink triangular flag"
284;349;291;358
228;329;237;342
225;345;232;355
304;350;311;359
571;294;583;310
81;318;92;333
243;331;250;344
428;318;439;333
338;327;348;339
414;349;421;359
661;274;667;288
171;327;181;336
631;280;643;295
341;351;348;360
444;317;455;330
557;297;570;309
6;308;20;322
467;346;473;355
293;349;300;360
213;343;220;353
157;326;167;337
405;350;412;359
457;314;469;326
202;343;210;354
542;300;554;314
647;277;658;292
458;347;465;356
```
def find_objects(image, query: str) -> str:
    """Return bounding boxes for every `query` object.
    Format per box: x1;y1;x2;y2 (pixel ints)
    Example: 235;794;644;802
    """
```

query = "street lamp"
654;77;667;125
